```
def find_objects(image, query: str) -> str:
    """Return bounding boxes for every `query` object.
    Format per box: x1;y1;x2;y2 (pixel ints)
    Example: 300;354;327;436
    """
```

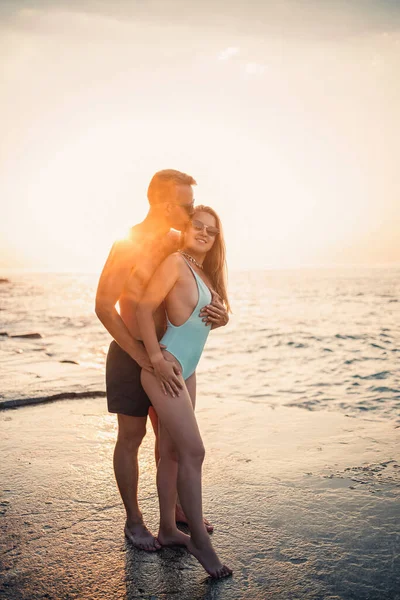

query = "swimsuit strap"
181;256;209;289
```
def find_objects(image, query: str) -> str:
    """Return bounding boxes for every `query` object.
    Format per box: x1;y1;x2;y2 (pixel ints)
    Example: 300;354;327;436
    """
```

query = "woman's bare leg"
174;373;214;533
156;423;189;546
148;406;160;464
150;377;212;532
141;369;232;579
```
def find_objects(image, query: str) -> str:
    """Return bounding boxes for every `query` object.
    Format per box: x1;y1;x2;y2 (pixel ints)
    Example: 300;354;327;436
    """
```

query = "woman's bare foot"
124;521;161;552
187;536;232;579
175;504;214;533
158;527;190;547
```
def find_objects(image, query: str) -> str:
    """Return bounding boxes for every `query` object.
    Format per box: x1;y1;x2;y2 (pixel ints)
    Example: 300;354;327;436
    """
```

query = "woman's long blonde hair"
183;205;231;313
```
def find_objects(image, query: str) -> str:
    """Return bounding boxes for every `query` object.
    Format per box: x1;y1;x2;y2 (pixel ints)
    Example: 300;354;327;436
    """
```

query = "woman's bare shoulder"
160;251;185;270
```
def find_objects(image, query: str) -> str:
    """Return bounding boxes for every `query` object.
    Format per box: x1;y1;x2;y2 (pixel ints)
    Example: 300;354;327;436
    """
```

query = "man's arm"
95;238;153;371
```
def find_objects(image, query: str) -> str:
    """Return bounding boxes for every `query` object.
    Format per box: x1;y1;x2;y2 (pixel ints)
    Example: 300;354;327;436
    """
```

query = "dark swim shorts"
106;341;151;417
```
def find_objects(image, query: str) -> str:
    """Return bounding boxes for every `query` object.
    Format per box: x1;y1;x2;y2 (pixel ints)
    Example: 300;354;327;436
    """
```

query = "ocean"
1;267;399;421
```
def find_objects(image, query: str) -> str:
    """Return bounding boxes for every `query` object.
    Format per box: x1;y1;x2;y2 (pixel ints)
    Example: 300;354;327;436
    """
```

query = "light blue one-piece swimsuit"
160;258;212;380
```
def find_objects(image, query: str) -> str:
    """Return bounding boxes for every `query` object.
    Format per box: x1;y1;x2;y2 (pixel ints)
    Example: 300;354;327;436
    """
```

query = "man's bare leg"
114;413;161;551
149;379;214;533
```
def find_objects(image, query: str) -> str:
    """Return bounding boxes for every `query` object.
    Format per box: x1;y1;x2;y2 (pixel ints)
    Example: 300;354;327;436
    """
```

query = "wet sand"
1;392;399;600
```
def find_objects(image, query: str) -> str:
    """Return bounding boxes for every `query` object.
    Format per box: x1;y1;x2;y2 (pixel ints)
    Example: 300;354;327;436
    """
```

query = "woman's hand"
151;354;183;397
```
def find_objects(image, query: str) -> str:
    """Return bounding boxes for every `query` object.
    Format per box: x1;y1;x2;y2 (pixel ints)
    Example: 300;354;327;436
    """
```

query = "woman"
137;205;232;579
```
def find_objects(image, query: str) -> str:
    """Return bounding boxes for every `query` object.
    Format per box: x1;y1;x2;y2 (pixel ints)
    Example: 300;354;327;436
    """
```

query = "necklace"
179;250;204;270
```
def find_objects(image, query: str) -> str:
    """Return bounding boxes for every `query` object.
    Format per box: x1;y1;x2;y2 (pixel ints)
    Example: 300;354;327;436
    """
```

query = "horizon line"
1;262;400;275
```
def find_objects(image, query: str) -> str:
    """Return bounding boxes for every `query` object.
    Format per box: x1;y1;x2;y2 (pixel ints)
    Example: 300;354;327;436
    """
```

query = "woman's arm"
136;254;183;396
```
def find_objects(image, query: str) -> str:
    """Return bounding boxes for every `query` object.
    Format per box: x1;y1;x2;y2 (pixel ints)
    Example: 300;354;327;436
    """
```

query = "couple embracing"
95;169;232;579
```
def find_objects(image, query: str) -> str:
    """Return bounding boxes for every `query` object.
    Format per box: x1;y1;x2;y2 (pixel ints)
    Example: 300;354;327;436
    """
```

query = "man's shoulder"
131;227;181;253
111;234;137;255
111;226;181;264
126;224;142;243
113;224;147;250
126;225;180;243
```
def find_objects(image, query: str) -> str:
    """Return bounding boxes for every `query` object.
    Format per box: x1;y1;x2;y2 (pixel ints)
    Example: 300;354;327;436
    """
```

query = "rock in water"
11;333;43;339
60;360;79;365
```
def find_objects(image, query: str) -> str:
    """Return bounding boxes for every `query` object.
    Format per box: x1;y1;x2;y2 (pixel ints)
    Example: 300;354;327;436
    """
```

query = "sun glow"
1;2;399;271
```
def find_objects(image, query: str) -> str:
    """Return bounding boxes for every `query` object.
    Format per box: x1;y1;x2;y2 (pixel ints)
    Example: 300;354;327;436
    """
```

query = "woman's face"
184;211;219;255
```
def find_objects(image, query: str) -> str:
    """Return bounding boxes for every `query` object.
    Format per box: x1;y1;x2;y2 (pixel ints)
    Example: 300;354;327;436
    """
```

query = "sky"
1;0;399;271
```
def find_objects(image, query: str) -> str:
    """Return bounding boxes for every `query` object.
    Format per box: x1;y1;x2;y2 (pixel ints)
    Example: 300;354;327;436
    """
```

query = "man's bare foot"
124;521;161;552
186;537;232;579
175;505;214;533
158;527;190;547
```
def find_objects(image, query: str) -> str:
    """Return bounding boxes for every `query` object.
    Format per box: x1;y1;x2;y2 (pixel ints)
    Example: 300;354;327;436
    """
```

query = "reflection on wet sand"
1;395;399;599
125;543;229;600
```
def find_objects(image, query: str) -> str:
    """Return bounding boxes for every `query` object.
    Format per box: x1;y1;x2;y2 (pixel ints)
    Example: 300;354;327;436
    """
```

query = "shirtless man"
95;169;229;551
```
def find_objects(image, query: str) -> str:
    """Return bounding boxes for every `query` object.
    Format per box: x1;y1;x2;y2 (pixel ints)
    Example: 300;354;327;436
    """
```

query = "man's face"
167;184;195;230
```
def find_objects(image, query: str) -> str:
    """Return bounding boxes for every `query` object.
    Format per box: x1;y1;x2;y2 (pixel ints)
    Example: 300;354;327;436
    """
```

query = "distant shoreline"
1;264;400;275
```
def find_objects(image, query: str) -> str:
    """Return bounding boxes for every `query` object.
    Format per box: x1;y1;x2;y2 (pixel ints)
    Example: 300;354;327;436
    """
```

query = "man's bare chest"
125;243;175;295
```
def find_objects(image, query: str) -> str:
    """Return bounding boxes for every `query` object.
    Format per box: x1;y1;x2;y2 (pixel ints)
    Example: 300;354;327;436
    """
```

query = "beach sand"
1;390;399;600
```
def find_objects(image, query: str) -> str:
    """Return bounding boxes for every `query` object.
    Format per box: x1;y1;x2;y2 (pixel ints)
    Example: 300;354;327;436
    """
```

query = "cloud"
218;46;240;61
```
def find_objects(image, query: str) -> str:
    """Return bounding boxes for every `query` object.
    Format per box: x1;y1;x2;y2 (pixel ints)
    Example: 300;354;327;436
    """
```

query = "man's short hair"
147;169;197;205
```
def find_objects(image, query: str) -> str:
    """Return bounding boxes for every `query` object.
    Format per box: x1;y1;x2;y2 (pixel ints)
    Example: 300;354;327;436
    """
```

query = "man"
95;169;229;551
